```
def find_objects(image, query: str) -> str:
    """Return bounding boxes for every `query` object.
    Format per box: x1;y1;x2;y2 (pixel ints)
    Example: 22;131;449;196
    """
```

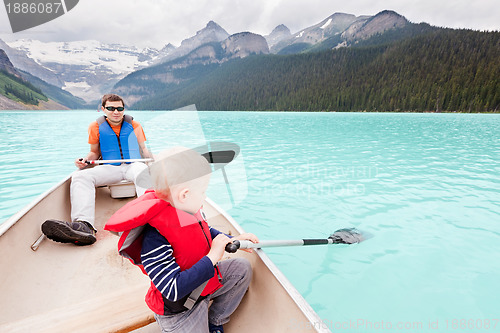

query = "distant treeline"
133;29;499;112
3;83;39;104
0;69;48;105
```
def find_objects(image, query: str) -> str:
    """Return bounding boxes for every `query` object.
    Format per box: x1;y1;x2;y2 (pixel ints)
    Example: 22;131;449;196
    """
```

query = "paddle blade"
201;150;236;164
329;228;366;244
194;142;240;170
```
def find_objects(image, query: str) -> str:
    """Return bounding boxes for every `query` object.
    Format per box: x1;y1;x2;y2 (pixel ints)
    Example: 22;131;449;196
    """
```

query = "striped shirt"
140;224;223;302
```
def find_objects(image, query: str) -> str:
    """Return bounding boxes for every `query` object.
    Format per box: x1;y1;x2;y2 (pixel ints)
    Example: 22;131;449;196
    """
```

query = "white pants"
70;162;148;225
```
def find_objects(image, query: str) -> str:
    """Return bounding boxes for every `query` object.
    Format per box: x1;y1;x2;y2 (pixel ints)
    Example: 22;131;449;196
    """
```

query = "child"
105;147;258;333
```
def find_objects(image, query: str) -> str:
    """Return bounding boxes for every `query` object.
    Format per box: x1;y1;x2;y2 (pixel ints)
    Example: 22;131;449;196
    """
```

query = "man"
42;94;152;246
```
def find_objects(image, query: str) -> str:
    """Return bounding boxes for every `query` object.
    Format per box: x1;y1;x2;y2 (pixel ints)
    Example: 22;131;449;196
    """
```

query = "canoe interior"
0;178;328;333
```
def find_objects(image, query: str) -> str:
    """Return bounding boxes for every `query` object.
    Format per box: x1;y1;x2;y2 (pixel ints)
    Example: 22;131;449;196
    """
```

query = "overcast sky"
1;0;499;48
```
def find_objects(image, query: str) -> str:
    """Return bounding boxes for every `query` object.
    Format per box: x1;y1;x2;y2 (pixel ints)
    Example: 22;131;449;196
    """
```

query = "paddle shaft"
84;150;234;165
225;238;338;253
84;158;154;165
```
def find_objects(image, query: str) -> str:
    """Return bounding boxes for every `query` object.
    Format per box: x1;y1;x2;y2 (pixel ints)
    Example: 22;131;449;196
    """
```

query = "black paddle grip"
303;239;329;246
225;240;240;253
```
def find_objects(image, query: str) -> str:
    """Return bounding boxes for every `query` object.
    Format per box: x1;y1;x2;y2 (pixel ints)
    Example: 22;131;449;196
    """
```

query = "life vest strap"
183;280;209;310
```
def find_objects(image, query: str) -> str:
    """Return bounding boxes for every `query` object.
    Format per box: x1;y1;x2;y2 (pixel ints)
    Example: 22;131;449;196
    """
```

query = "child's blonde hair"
149;147;211;200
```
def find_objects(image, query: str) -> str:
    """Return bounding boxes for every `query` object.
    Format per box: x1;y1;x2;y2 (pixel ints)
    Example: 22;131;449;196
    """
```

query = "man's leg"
124;162;149;197
70;165;123;225
42;165;124;245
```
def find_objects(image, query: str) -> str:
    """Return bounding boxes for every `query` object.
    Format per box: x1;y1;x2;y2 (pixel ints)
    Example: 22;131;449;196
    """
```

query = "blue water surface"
1;110;499;332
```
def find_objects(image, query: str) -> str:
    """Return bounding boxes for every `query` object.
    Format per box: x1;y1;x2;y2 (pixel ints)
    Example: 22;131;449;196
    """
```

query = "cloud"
0;0;499;48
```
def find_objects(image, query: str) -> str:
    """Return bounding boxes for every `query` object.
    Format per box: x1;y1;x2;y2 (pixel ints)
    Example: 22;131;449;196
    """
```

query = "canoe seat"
107;180;136;199
0;285;155;333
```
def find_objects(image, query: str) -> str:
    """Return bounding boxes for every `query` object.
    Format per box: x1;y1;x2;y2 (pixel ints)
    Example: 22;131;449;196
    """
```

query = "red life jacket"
104;190;223;314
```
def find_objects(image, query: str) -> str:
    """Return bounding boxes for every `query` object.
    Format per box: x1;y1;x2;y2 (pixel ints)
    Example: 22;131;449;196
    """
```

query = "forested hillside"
0;70;48;105
133;29;499;112
19;70;88;109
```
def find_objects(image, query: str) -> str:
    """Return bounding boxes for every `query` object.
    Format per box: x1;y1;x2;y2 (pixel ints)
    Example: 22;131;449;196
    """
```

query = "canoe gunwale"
206;198;331;333
0;174;72;237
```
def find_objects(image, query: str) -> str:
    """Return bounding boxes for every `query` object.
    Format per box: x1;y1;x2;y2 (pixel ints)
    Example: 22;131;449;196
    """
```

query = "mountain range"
0;10;498;112
0;10;411;107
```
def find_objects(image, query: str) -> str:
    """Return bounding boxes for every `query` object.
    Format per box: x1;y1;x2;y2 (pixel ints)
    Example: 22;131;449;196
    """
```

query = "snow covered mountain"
3;10;411;105
153;21;230;65
268;11;408;54
3;21;230;103
4;39;163;102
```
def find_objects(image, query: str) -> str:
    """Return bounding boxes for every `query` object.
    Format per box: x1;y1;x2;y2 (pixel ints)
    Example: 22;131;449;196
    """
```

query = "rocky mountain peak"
205;20;224;31
160;43;176;52
192;21;229;40
0;49;21;78
160;21;230;63
266;24;292;49
222;32;269;59
342;10;409;42
271;24;291;35
377;10;406;19
323;13;360;33
269;12;360;53
369;10;408;27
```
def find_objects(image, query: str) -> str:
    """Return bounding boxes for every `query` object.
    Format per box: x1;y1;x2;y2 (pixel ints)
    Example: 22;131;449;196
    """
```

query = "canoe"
0;175;331;333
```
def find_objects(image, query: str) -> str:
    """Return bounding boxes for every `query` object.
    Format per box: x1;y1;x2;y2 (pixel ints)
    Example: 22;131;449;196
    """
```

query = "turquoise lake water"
1;111;499;332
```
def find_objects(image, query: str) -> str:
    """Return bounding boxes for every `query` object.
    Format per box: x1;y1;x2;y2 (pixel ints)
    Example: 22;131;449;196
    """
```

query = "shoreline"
1;109;499;114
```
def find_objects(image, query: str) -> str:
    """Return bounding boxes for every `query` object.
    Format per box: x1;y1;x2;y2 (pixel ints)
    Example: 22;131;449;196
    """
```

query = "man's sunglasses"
104;106;125;112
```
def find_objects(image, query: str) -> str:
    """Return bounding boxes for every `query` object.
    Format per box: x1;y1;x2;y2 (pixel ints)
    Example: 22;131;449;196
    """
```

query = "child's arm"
209;226;232;239
141;227;214;302
209;227;259;253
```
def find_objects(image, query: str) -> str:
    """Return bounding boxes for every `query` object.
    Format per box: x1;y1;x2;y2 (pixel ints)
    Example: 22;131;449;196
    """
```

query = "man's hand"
75;158;88;169
76;148;100;169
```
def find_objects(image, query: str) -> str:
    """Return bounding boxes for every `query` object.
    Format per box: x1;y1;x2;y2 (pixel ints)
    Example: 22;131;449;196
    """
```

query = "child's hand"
232;233;259;253
207;234;232;265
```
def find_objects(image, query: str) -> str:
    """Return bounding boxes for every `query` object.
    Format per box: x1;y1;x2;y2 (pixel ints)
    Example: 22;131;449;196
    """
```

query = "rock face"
0;94;25;109
155;43;176;60
271;12;360;53
0;38;63;87
341;10;409;42
184;21;230;47
222;32;269;59
265;24;292;49
0;93;68;110
115;31;269;104
0;49;20;77
157;31;269;68
270;10;409;53
158;21;230;63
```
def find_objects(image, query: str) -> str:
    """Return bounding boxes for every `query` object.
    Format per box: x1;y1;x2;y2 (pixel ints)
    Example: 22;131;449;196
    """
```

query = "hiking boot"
42;219;97;246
